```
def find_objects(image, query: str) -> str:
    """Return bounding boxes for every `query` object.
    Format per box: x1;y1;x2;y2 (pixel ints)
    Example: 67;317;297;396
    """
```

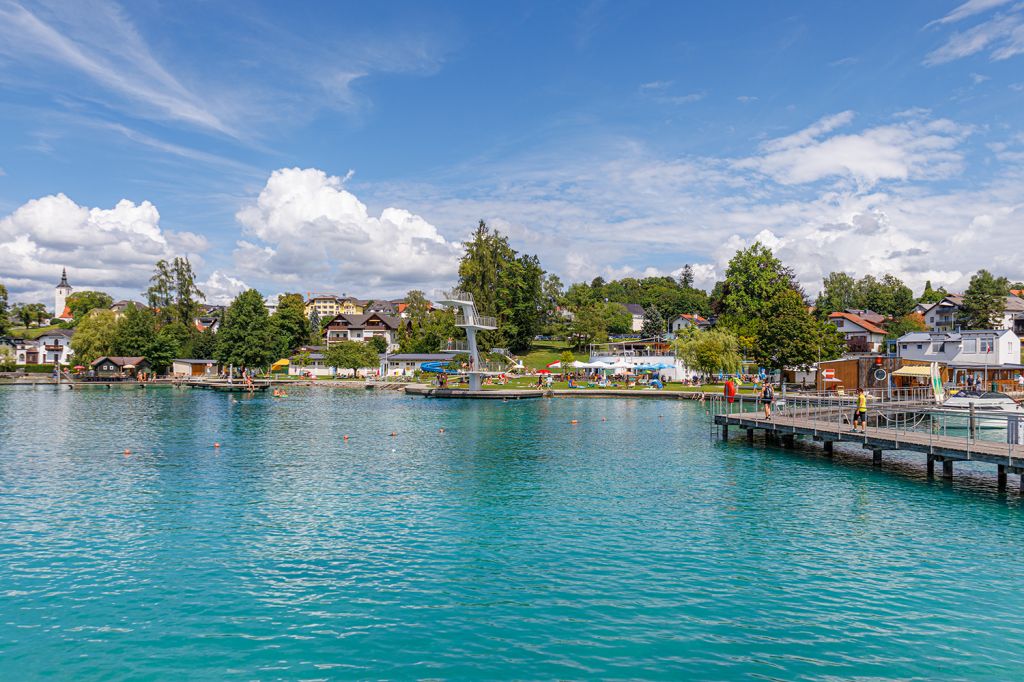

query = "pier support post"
872;449;883;466
927;454;935;478
823;440;833;455
998;465;1007;490
721;425;729;440
943;459;954;480
781;434;795;449
746;428;754;443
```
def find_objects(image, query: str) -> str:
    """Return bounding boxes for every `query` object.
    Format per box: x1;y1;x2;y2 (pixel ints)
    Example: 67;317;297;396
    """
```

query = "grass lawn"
8;325;63;340
519;340;589;370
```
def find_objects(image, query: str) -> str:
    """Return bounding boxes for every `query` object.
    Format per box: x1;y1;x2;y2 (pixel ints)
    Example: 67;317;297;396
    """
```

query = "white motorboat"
936;389;1024;429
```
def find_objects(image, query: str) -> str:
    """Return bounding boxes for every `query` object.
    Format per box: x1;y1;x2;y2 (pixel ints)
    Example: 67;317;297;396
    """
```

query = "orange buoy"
214;442;220;448
439;428;445;433
390;432;397;437
123;448;131;455
343;435;349;441
570;419;578;425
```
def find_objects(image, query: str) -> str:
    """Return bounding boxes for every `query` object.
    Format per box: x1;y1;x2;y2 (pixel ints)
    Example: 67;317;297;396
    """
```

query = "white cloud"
737;111;969;186
234;168;462;295
926;0;1014;27
0;192;208;304
924;5;1024;65
0;0;232;134
201;271;249;305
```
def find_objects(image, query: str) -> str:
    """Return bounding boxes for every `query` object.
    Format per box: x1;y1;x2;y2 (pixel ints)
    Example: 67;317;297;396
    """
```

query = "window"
980;339;993;353
963;339;977;353
931;342;943;352
916;344;923;350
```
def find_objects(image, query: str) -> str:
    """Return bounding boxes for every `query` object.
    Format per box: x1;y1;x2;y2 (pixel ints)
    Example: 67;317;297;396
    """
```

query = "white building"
622;304;646;332
14;329;74;365
55;268;73;321
921;294;1024;333
896;329;1020;367
828;312;888;353
669;313;710;334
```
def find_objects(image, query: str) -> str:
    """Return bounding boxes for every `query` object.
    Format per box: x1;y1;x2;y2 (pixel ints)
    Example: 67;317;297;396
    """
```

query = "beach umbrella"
537;369;551;374
73;365;85;370
123;364;136;369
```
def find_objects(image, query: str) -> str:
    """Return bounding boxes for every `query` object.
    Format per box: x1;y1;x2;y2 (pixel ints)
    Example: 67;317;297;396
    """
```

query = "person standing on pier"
761;382;774;419
853;388;868;433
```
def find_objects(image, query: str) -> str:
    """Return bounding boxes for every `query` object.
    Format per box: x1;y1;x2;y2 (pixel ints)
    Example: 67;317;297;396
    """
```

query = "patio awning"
893;365;932;377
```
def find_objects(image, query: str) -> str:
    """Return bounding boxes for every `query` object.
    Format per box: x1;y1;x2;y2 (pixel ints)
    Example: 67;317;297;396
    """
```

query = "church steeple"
57;267;69;288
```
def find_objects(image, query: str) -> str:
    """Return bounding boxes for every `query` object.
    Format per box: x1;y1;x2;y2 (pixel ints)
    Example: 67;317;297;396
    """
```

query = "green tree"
369;335;388;353
754;290;845;371
559;350;576;378
191;327;218;359
70;309;118;364
604;303;632;335
918;280;947;305
269;293;310;355
146;259;174;322
715;242;801;334
66;290;113;321
215;289;277;369
0;347;16;372
564;282;596;311
156;321;193;359
0;283;9;336
814;272;858;318
674;329;742;376
959;269;1010;329
399;290;451;353
113;304;156;356
678;264;695;288
323;340;380;376
172;257;205;327
308;308;322;343
566;302;630;349
640;305;665;338
457;220;544;352
884;312;928;342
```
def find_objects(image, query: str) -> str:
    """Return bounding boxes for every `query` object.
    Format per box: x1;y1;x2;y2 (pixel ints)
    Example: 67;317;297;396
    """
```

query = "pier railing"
436;289;474;303
455;314;497;328
705;385;1024;465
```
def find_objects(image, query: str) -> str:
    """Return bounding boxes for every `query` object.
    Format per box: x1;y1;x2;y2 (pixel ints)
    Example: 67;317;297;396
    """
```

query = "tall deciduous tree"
215;289;277;369
959;269;1010;330
754;290;845;371
884;313;928;342
172;257;205;327
113;304;156;356
66;291;113;321
715;242;801;335
400;290;458;353
70;309;118;364
457;220;544;352
191;327;218;359
674;329;742;376
269;293;309;355
0;283;9;336
323;340;380;375
918;280;947;304
146;259;174;322
814;272;858;318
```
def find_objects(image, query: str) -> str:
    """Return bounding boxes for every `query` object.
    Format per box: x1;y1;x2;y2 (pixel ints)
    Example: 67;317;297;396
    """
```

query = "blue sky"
1;0;1023;306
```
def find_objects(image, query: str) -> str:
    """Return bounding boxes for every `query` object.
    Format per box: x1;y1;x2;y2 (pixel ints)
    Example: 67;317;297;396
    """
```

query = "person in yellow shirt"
853;388;868;433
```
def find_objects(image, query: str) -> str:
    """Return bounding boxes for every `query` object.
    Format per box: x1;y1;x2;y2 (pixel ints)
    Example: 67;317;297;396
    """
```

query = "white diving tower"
436;289;498;390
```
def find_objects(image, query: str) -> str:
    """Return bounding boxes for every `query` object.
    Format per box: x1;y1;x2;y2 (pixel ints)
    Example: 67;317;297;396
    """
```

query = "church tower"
55;267;72;319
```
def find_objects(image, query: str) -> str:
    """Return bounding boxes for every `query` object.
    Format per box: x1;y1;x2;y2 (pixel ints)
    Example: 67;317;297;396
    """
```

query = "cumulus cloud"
234;168;462;295
201;271;249;305
736;111;969;186
0;192;209;304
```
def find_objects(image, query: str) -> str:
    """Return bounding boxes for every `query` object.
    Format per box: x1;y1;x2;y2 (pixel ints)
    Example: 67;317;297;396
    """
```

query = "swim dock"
711;389;1024;491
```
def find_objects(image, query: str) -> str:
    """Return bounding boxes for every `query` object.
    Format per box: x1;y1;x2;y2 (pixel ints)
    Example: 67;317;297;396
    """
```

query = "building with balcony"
828;311;888;353
322;313;405;351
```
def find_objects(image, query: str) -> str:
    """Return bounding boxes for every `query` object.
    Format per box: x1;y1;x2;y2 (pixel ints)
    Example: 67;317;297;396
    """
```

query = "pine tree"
640;305;665;338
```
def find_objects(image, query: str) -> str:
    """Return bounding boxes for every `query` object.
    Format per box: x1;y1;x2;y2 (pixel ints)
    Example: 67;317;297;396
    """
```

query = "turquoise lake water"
3;386;1024;679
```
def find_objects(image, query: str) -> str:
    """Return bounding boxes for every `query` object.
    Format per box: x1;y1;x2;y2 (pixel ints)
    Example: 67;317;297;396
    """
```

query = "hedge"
17;364;56;373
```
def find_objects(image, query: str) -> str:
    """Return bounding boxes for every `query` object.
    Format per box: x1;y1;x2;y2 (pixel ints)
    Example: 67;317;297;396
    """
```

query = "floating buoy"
601;417;607;422
570;419;578;425
390;432;397;437
214;442;220;448
439;428;445;433
123;448;131;455
343;435;349;441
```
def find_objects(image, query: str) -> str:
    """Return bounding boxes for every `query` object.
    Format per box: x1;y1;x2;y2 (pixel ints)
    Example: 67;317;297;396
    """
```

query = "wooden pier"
714;410;1024;490
183;379;271;392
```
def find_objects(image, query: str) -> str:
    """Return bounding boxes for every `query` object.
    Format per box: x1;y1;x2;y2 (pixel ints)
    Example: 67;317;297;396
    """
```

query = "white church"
55;267;73;322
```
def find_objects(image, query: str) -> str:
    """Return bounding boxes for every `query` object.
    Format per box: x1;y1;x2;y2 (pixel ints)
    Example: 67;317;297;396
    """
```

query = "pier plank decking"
714;410;1024;488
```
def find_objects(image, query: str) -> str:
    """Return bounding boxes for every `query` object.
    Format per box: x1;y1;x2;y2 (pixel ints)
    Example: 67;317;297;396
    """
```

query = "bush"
17;364;56;373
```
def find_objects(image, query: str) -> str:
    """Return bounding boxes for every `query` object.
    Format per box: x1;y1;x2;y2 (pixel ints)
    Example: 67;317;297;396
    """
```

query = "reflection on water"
2;386;1024;678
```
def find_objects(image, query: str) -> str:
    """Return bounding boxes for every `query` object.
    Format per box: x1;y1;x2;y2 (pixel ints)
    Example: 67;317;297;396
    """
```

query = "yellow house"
305;294;342;319
305;294;367;318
